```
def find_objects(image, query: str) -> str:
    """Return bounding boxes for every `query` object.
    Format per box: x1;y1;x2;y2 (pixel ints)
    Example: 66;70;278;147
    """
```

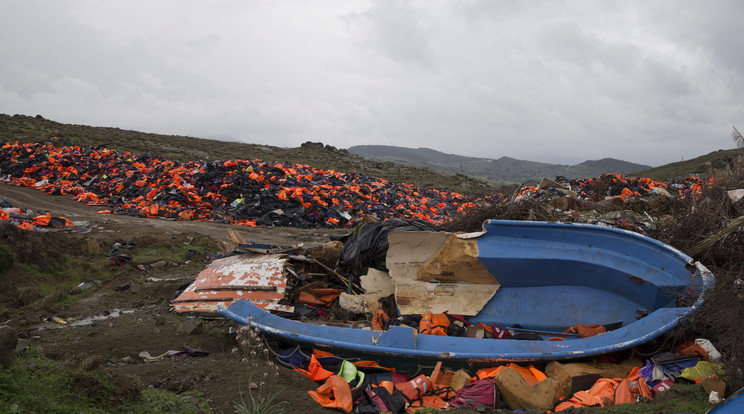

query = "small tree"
733;125;744;148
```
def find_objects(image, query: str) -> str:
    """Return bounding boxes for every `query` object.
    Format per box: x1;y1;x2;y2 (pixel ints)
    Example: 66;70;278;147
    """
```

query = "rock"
149;260;168;269
177;320;203;336
80;356;103;371
41;291;65;311
23;311;42;323
14;338;29;353
17;287;42;305
84;238;101;255
338;293;366;314
494;367;560;412
0;325;19;367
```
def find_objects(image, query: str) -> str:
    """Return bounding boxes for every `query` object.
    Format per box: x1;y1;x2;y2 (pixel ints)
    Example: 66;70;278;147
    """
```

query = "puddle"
36;309;136;330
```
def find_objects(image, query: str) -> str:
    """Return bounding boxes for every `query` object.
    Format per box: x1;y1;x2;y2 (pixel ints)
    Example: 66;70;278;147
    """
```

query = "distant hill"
348;145;651;185
631;148;744;180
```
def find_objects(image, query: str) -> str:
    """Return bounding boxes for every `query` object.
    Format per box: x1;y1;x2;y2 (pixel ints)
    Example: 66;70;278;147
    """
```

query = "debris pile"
172;239;351;318
177;217;728;412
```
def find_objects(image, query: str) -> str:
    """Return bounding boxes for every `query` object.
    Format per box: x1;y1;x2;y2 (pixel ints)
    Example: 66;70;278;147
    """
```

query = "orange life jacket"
352;360;396;372
555;378;619;411
395;374;433;403
563;324;607;337
406;394;448;412
307;375;353;413
297;288;342;307
371;309;390;331
614;367;652;405
678;341;711;361
32;212;51;226
419;313;450;336
473;363;546;385
294;354;333;382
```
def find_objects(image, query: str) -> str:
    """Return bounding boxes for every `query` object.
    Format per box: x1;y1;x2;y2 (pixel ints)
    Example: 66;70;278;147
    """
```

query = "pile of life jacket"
280;336;725;413
0;142;473;228
281;348;495;413
0;142;714;231
381;309;608;342
555;338;724;411
0;197;77;232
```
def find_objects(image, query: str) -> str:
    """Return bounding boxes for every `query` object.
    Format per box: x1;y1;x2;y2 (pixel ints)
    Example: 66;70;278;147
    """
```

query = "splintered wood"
386;231;500;316
171;253;293;316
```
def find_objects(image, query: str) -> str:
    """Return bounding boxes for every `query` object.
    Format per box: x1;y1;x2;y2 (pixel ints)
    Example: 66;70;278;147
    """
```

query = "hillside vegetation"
631;147;744;180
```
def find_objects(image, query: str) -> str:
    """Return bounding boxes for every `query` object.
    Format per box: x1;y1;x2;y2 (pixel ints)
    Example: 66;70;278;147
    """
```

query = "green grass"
21;255;109;308
0;347;113;413
132;236;215;265
116;389;211;413
0;347;211;413
0;244;14;274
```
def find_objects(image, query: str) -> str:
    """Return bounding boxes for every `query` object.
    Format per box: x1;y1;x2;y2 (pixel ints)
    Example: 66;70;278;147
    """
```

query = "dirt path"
1;182;348;413
0;182;346;244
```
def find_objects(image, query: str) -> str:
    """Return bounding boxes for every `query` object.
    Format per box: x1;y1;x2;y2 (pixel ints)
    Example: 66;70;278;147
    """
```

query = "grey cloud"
355;1;434;66
0;1;741;168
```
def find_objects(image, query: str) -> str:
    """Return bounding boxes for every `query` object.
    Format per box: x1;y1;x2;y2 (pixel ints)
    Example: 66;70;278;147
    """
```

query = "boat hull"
220;220;713;372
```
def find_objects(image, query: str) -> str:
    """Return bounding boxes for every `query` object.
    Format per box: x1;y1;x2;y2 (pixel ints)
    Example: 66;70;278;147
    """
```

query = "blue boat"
220;219;713;372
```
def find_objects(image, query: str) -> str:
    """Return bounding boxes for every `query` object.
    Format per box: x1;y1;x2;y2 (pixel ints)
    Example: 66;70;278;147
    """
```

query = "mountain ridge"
348;145;650;185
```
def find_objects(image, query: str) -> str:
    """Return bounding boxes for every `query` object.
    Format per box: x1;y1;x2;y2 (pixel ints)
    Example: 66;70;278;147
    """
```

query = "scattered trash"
108;242;146;271
36;309;136;330
71;280;101;294
139;346;209;362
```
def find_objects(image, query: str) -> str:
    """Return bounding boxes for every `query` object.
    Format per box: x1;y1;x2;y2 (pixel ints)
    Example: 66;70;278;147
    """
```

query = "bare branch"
733;125;744;148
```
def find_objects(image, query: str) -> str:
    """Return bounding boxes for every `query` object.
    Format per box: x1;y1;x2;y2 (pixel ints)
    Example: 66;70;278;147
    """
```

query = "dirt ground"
0;183;350;414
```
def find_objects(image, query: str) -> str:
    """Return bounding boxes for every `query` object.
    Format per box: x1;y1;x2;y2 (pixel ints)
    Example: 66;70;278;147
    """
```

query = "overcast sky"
2;1;742;166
